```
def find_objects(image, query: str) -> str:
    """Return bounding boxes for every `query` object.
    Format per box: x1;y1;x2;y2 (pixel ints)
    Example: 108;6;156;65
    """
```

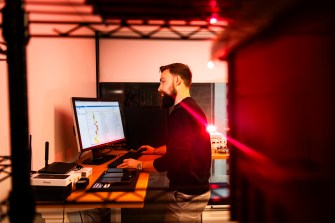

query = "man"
118;63;212;223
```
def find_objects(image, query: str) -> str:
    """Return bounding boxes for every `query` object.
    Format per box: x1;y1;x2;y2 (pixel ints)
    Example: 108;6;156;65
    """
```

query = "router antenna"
45;141;49;168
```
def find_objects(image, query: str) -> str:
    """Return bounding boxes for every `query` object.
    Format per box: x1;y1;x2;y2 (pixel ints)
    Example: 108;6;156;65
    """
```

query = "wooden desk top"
36;150;151;210
212;150;229;159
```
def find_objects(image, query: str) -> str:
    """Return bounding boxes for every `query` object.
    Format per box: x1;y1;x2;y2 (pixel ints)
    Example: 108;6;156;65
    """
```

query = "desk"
36;150;151;223
211;150;229;182
209;150;230;207
211;150;229;175
212;150;229;160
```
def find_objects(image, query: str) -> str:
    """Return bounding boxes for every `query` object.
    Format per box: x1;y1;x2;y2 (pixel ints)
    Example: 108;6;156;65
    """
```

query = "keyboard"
107;150;143;168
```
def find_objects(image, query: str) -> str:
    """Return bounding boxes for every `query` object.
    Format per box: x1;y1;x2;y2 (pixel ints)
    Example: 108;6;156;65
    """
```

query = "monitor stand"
82;148;116;165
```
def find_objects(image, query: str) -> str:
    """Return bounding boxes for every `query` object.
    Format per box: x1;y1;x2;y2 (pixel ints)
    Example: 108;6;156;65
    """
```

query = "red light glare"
206;125;217;133
210;17;218;24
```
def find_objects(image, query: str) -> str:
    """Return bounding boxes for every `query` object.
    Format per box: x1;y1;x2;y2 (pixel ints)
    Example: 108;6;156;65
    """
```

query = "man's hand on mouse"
137;145;155;154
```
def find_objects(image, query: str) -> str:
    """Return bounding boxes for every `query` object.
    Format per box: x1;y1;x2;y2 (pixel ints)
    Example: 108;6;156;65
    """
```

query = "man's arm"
142;160;158;172
118;144;165;172
153;145;166;155
117;159;158;172
138;145;166;155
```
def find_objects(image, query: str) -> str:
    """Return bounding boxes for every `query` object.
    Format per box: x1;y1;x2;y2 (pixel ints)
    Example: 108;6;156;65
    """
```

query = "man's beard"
161;93;175;108
160;88;176;108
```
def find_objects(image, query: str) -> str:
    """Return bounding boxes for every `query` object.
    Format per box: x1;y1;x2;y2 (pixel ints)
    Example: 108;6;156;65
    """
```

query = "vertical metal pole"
211;83;215;125
2;1;35;222
95;31;100;98
227;54;236;221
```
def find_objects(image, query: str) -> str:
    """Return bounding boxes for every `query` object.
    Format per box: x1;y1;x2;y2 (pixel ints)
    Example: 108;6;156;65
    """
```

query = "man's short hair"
160;63;192;87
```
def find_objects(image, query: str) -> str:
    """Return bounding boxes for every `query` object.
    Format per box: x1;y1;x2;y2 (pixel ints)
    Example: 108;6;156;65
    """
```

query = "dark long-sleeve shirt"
153;97;212;195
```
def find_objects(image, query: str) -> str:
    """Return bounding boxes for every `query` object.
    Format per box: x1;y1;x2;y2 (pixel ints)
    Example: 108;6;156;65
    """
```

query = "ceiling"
87;0;242;22
0;0;247;61
0;0;244;39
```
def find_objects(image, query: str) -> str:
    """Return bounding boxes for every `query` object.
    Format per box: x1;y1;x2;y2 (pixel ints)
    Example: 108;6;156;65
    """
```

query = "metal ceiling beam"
0;0;233;40
27;19;226;39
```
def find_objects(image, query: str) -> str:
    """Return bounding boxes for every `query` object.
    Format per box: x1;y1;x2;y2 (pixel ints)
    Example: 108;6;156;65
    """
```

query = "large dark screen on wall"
99;82;213;150
124;106;168;149
99;82;214;123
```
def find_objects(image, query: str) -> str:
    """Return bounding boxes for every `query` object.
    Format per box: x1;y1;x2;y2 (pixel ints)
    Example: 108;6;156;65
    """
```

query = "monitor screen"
71;97;125;165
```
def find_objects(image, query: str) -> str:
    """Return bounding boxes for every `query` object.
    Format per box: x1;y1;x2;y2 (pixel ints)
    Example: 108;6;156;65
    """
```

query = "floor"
203;205;237;223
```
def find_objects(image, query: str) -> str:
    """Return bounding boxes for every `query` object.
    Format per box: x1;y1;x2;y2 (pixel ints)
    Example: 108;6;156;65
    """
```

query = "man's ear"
175;75;182;86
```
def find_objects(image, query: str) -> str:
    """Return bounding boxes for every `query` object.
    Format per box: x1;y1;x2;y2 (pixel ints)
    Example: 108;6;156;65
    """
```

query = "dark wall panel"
99;82;214;149
99;82;214;121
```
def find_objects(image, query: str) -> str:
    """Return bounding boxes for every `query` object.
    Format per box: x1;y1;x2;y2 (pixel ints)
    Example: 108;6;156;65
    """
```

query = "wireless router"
38;141;77;174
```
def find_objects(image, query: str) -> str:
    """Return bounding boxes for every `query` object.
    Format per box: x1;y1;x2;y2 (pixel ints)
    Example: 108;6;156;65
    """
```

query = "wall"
0;39;9;155
27;38;97;170
99;39;227;83
0;30;11;205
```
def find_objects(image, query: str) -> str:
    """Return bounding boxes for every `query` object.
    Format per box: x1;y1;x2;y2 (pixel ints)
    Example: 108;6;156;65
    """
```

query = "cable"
85;210;96;223
62;205;65;223
78;152;83;160
79;211;83;223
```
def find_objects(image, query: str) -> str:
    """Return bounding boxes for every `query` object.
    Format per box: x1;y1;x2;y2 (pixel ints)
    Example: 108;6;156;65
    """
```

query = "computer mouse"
137;148;147;153
75;164;83;170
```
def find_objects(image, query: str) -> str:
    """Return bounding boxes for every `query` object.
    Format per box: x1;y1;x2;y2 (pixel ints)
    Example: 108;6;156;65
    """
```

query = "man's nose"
158;87;164;96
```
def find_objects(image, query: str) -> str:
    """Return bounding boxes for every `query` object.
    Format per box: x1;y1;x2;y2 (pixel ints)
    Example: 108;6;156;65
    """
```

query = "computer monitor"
71;97;125;165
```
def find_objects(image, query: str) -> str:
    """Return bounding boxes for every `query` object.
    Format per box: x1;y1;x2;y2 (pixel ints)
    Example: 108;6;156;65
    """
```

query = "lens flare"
206;124;217;133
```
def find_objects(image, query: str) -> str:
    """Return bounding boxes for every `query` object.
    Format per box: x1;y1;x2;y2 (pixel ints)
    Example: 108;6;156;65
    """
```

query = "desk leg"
210;159;216;182
40;209;69;223
110;208;121;223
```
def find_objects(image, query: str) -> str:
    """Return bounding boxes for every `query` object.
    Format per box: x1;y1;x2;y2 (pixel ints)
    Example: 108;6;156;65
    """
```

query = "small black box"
75;178;89;190
32;183;72;202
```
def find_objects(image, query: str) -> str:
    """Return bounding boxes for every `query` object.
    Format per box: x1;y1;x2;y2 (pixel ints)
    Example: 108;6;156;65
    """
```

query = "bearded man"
118;63;212;223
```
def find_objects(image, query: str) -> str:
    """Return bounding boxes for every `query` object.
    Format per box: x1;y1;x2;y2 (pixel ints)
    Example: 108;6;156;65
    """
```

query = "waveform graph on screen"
84;105;125;146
